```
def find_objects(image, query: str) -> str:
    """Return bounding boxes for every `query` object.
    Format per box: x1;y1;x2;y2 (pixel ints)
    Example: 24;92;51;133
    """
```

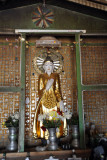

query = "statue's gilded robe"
33;73;65;139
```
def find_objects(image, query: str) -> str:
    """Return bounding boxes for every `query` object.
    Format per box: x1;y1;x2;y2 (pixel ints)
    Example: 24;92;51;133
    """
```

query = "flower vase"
66;124;72;143
71;125;79;148
6;127;18;151
47;128;58;151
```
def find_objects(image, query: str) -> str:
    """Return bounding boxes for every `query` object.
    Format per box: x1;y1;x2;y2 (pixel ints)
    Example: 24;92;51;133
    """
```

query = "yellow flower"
49;111;57;117
48;111;59;121
2;122;6;127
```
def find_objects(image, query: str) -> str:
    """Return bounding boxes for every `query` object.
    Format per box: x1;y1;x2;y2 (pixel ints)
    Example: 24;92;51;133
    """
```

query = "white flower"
43;114;47;119
38;114;43;121
13;118;17;122
64;111;72;120
38;110;66;122
58;115;64;121
14;112;19;120
11;115;15;119
38;114;47;121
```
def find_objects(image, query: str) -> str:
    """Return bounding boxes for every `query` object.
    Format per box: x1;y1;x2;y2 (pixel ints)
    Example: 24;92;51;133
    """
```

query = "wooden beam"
0;87;21;92
15;29;86;34
82;85;107;91
67;0;107;11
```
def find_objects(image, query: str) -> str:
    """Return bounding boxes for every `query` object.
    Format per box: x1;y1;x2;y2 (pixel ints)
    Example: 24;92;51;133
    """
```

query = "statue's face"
43;61;54;74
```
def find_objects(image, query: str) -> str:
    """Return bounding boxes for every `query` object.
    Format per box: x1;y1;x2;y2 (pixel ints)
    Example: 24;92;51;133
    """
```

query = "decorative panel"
25;36;76;145
0;92;20;149
83;91;107;133
0;36;20;86
81;45;107;85
0;36;21;149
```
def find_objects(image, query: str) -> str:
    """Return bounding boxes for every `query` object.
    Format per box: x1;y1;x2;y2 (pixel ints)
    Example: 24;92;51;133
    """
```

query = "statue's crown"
44;56;53;63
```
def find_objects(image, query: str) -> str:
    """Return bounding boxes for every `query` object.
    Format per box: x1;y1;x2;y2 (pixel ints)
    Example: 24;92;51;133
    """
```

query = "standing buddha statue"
33;55;66;139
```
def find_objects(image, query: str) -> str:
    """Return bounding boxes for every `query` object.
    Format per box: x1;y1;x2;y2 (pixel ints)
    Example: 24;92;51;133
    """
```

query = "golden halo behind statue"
33;49;64;74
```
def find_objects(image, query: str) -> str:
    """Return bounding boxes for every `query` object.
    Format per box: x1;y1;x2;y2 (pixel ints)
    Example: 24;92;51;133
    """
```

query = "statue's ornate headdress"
43;55;53;64
33;51;64;74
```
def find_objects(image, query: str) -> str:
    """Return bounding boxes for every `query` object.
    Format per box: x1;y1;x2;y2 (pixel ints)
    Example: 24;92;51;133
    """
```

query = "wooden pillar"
18;34;26;152
75;34;85;149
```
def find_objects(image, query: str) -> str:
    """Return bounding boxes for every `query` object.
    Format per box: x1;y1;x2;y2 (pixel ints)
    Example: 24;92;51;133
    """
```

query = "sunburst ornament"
32;5;54;28
33;50;64;74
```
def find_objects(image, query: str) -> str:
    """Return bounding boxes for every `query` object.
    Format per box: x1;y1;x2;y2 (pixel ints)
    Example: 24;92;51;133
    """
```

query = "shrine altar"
0;149;91;160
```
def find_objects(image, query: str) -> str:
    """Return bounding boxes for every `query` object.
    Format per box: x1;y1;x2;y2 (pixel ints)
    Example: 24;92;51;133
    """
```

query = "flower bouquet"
70;113;79;125
64;111;79;125
63;110;72;125
2;112;19;128
2;112;19;151
38;110;64;131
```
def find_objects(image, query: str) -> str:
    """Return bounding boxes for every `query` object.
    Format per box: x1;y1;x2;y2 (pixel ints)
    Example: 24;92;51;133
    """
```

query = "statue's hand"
59;100;65;112
46;79;54;90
